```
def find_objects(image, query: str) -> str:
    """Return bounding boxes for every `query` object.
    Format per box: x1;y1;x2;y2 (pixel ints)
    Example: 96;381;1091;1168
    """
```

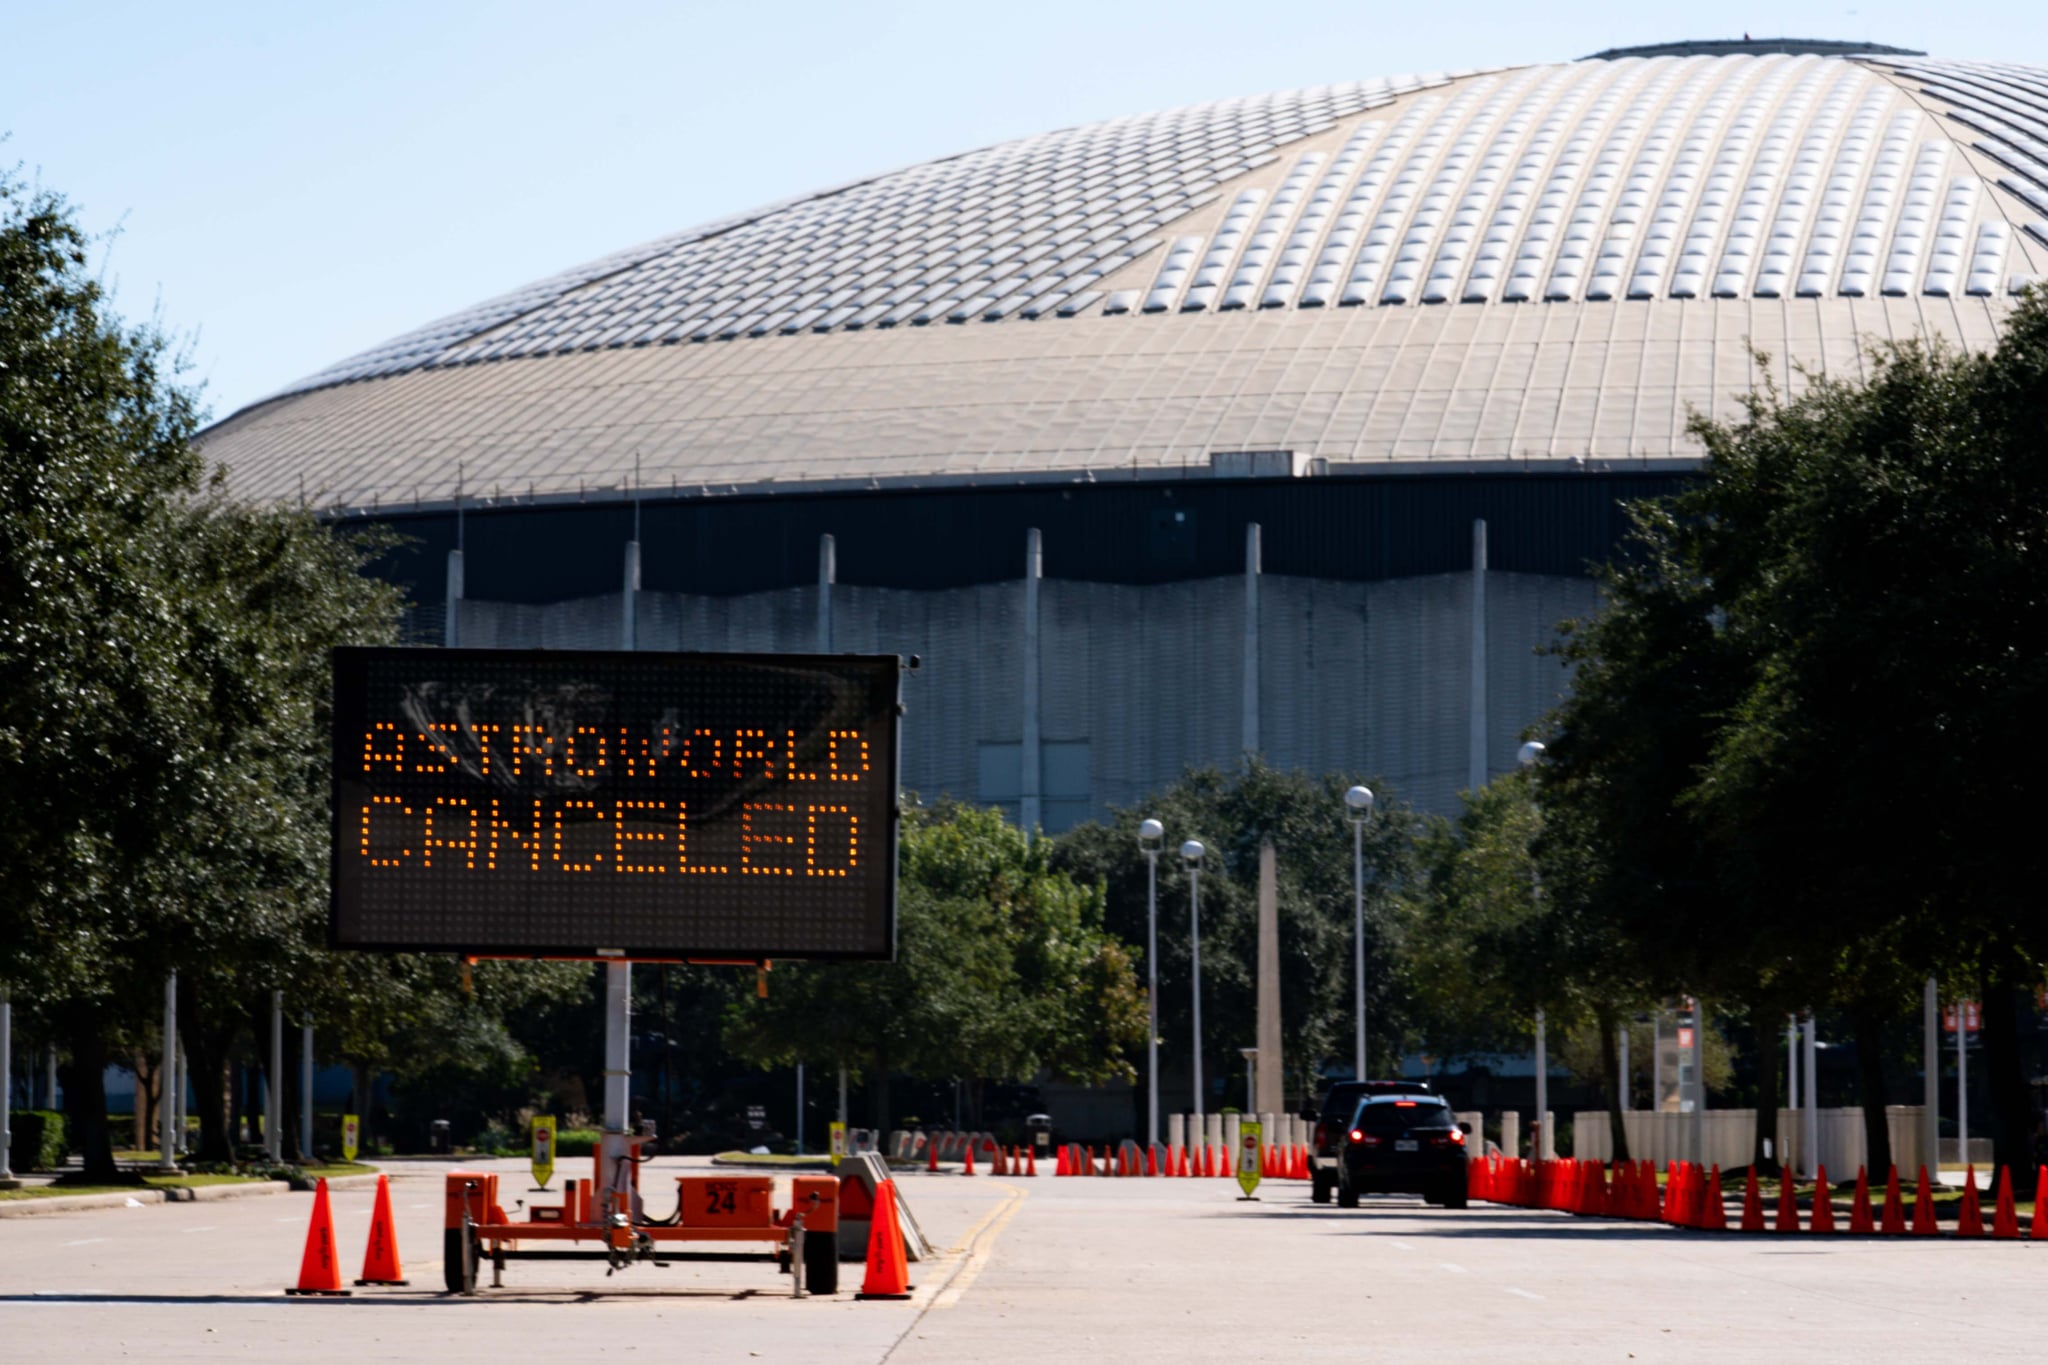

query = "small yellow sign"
341;1113;360;1162
828;1121;847;1166
1236;1120;1263;1199
531;1115;557;1188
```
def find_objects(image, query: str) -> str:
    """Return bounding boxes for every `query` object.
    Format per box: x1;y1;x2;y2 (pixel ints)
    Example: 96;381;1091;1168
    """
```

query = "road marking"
64;1238;107;1247
929;1183;1028;1311
185;1227;217;1233
1506;1287;1544;1300
1388;1239;1416;1251
1439;1262;1467;1274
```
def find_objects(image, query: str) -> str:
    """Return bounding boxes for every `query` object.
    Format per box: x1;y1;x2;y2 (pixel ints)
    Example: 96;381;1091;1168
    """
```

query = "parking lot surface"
2;1158;2039;1362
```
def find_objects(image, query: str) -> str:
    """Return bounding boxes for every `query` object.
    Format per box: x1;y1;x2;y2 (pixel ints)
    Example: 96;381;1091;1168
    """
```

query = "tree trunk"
1977;957;2034;1177
61;1013;121;1182
867;1052;891;1134
1598;1009;1630;1162
1851;1000;1892;1176
180;975;238;1165
1751;1013;1781;1174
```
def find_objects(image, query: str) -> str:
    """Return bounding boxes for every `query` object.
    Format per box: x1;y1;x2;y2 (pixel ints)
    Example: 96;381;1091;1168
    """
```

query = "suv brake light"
1348;1129;1381;1147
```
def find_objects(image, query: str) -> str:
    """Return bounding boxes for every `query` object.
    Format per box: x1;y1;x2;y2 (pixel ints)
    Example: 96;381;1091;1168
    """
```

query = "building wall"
452;557;1598;821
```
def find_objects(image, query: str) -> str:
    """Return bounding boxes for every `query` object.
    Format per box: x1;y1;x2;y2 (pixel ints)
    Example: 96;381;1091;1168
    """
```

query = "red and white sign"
1942;1001;1981;1034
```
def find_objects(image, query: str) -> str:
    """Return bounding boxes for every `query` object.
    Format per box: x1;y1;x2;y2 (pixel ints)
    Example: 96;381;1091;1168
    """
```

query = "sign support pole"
267;990;284;1163
1;993;16;1187
601;958;633;1220
301;1020;314;1163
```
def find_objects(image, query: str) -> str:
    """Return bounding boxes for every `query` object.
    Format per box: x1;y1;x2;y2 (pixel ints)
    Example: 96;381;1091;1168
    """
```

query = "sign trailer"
330;647;904;1293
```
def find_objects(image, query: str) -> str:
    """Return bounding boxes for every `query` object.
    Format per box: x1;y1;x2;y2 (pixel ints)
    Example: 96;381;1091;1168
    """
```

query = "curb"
0;1169;383;1218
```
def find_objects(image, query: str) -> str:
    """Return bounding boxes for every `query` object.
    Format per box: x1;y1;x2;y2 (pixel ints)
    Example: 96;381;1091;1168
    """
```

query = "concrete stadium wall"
452;564;1597;822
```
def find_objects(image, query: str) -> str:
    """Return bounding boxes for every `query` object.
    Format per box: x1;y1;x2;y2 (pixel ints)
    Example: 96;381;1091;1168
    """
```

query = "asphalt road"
1;1159;2038;1362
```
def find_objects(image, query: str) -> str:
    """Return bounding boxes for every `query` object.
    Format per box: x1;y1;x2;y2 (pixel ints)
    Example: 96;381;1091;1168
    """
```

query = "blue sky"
8;1;2044;421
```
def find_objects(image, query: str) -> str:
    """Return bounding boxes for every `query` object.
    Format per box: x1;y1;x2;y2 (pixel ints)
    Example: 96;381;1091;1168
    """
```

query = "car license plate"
1394;1139;1418;1152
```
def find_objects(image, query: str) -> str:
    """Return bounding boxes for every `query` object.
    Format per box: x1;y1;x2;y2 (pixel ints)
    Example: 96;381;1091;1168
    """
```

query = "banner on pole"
341;1113;360;1162
828;1120;847;1166
531;1115;557;1188
1236;1119;1263;1199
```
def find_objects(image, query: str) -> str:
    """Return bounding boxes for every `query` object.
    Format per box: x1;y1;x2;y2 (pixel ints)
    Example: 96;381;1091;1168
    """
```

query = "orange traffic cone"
1739;1168;1764;1231
1702;1166;1727;1231
1774;1170;1800;1232
1991;1165;2020;1239
355;1173;410;1286
2031;1167;2048;1241
1026;1146;1038;1177
1956;1166;1985;1238
962;1143;976;1177
1055;1145;1069;1176
285;1178;352;1297
855;1180;914;1300
1849;1167;1875;1234
1144;1145;1158;1177
927;1140;940;1174
1879;1165;1906;1234
1911;1165;1937;1236
1810;1165;1835;1233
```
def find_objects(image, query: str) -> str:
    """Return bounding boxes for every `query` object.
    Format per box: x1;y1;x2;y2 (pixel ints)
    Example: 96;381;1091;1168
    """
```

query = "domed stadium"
199;39;2048;824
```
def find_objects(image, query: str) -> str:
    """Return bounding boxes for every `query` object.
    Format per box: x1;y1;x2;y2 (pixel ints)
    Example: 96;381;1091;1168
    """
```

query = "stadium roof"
200;47;2048;511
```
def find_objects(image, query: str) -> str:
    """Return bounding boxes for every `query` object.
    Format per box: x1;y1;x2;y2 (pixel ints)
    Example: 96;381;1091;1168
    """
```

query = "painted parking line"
1505;1287;1544;1300
1439;1262;1467;1274
185;1227;217;1233
64;1239;107;1247
1388;1240;1417;1251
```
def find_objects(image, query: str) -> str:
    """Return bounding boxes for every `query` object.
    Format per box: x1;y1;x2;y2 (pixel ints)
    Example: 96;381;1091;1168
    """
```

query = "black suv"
1335;1094;1469;1209
1306;1079;1434;1203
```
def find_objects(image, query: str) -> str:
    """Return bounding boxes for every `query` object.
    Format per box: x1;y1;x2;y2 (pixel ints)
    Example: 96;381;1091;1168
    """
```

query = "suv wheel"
1310;1171;1333;1205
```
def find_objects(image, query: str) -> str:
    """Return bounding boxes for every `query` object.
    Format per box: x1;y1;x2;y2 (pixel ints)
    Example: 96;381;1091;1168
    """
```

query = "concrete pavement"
1;1159;2038;1362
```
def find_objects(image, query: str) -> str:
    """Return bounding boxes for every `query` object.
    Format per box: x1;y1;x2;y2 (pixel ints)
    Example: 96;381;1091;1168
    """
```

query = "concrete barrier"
1571;1106;1929;1173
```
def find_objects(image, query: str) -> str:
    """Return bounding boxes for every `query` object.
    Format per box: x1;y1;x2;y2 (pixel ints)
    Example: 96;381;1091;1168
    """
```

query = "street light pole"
1183;840;1206;1121
1240;1047;1258;1114
1139;818;1164;1149
1518;742;1549;1158
1345;786;1374;1079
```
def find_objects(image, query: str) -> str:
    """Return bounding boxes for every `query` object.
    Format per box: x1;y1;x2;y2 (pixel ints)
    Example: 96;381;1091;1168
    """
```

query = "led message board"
331;648;900;959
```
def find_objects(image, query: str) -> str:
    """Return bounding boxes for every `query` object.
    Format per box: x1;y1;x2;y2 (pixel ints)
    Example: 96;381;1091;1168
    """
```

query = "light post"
1240;1047;1258;1114
1345;785;1374;1079
1518;741;1549;1159
1139;818;1164;1149
1182;840;1206;1121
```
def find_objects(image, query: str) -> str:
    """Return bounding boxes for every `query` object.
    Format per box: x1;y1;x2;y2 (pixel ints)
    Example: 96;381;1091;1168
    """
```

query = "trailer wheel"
803;1226;840;1295
443;1225;478;1294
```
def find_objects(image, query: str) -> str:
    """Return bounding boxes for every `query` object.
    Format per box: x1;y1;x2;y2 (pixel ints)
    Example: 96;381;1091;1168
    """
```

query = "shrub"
8;1110;67;1171
555;1128;602;1157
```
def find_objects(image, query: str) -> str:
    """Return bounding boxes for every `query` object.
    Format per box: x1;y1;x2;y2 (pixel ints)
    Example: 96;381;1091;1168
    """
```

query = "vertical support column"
1957;1001;1969;1167
159;973;178;1171
175;1040;188;1156
601;959;633;1218
817;534;835;653
1786;1015;1799;1168
1242;523;1261;758
1618;1023;1630;1111
1254;841;1283;1116
300;1020;314;1163
0;994;15;1186
1922;977;1939;1172
837;1064;848;1129
44;1045;56;1111
1690;999;1707;1166
444;548;464;649
1021;528;1043;834
622;539;641;652
267;990;283;1163
1800;1013;1819;1180
1533;1009;1550;1159
1469;519;1489;794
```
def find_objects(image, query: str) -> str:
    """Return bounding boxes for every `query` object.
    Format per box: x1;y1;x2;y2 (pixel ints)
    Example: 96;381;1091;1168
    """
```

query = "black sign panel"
331;648;900;959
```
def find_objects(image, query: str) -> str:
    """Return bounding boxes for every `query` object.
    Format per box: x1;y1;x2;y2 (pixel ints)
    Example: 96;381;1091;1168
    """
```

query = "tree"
724;802;1145;1130
1052;762;1425;1115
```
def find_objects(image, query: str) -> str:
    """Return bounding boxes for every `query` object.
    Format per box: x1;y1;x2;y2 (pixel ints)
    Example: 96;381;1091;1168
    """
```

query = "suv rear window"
1352;1101;1454;1132
1317;1081;1432;1125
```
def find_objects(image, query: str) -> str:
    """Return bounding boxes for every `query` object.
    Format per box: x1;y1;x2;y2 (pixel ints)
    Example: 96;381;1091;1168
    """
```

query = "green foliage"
7;1110;68;1171
723;802;1147;1122
555;1128;602;1157
1052;762;1424;1099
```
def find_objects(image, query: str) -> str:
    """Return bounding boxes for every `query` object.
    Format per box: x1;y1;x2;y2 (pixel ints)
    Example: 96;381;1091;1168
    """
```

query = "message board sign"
331;647;900;959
